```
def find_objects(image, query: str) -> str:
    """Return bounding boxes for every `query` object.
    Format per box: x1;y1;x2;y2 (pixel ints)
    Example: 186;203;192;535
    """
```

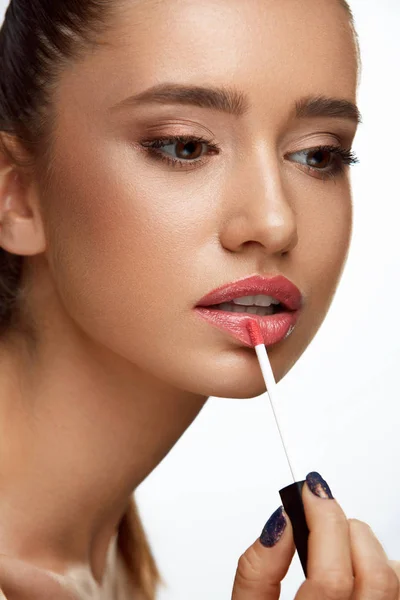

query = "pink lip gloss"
195;274;302;348
247;320;310;577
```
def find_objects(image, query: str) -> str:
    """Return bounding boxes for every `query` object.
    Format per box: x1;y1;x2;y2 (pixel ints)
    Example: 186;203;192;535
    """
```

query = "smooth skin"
0;0;398;597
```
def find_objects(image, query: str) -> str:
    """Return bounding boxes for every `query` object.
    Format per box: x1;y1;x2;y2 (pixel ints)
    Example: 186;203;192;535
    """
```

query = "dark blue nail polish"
306;471;334;499
260;506;286;547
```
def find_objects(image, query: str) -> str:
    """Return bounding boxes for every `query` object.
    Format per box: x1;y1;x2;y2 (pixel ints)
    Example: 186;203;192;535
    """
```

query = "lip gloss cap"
279;480;309;577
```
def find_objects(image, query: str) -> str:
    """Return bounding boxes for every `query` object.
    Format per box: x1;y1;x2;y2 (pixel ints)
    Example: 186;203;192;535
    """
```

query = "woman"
0;0;398;598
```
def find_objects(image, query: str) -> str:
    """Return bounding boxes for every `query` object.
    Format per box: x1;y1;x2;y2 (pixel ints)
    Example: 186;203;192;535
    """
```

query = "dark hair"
0;0;357;595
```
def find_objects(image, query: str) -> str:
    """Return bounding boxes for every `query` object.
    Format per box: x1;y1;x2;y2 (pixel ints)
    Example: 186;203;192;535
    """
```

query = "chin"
152;333;305;399
179;351;286;399
209;373;276;399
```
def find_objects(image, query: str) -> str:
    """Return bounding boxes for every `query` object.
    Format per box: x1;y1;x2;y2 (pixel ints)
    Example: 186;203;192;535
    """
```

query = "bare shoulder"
0;554;79;599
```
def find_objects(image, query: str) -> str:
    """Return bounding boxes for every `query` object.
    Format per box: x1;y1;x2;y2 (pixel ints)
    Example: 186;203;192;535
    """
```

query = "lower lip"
195;308;300;347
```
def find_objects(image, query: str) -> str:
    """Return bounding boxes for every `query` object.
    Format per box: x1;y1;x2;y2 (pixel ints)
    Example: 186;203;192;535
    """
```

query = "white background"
1;1;399;598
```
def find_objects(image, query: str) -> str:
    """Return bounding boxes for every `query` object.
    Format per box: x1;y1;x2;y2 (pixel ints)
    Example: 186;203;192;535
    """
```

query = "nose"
219;147;298;256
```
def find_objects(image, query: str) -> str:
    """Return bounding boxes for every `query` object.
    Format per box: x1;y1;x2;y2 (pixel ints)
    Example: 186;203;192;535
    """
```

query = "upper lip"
196;274;303;311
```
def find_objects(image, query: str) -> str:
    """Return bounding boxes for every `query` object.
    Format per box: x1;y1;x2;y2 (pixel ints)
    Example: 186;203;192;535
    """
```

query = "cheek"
273;187;352;381
42;146;212;354
298;185;352;315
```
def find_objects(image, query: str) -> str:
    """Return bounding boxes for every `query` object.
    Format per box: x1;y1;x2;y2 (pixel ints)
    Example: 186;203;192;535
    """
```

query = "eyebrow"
110;82;362;124
295;95;362;124
110;83;250;116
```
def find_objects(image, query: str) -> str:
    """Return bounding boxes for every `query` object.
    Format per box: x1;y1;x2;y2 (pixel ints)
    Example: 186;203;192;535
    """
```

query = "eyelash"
140;135;359;180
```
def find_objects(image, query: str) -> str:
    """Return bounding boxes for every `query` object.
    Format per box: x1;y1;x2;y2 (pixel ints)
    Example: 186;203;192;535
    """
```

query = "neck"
0;324;207;585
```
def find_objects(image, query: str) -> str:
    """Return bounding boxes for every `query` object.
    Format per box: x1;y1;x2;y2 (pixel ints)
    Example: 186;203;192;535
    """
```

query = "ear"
0;140;46;256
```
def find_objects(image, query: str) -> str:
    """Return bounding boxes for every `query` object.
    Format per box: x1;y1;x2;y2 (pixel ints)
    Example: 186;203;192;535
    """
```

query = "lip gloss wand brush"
247;319;310;577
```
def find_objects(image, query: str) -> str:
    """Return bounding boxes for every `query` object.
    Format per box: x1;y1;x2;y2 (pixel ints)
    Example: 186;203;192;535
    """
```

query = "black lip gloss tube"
279;480;309;576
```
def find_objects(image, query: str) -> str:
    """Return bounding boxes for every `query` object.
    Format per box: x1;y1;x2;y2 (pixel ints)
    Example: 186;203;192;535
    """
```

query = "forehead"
57;0;358;120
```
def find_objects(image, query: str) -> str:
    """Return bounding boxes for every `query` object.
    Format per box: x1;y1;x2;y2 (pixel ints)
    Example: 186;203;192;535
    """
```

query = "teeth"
215;304;275;316
232;295;280;307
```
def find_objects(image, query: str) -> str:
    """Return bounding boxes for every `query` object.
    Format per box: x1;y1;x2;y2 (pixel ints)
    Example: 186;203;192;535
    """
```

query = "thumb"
388;560;400;586
232;506;295;600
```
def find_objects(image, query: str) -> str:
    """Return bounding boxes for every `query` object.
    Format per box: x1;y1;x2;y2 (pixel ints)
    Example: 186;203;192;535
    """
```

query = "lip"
195;274;303;348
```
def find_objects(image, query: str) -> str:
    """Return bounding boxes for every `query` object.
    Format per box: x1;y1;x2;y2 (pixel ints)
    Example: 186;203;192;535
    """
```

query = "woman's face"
39;0;358;398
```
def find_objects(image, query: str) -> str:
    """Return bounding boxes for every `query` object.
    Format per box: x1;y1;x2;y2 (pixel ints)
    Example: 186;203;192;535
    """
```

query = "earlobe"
0;161;46;257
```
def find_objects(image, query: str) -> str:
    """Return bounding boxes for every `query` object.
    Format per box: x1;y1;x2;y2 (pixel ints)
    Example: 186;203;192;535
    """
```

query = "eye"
304;148;333;169
287;145;359;180
140;135;221;169
159;139;204;160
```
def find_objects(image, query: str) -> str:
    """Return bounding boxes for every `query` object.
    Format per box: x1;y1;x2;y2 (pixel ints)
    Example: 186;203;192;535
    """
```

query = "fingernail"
260;505;286;547
306;471;334;499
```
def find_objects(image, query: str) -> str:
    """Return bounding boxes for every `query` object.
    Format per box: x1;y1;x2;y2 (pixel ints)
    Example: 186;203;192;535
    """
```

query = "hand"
232;472;400;599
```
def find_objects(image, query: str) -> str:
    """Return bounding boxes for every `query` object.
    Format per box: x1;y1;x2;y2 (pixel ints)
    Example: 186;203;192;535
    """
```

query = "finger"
231;506;295;600
349;519;399;599
388;560;400;598
388;560;400;581
295;472;354;600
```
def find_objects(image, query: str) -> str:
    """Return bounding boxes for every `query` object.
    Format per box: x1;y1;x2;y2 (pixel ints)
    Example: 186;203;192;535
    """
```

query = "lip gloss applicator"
247;320;309;577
